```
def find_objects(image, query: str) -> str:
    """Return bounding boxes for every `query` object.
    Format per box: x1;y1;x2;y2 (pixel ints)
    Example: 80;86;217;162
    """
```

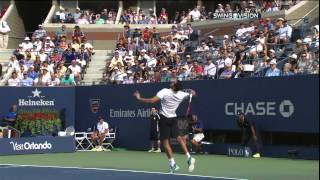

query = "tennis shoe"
253;153;261;158
187;157;196;172
169;164;180;173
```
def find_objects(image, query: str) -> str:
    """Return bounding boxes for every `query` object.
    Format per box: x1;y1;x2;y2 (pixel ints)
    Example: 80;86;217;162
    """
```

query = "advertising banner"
0;136;75;155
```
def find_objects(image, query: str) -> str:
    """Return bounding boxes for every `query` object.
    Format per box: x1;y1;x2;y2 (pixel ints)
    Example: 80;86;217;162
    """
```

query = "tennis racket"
186;94;193;116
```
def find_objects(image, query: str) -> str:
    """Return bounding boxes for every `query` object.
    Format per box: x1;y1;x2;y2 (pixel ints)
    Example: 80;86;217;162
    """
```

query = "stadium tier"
0;1;319;180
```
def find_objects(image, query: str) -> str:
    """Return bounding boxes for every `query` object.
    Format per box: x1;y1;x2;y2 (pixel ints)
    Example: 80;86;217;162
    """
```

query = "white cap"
24;37;30;41
127;70;133;74
30;65;34;69
270;59;277;65
269;49;275;53
224;57;232;67
42;67;49;71
162;67;168;71
141;49;147;53
114;67;119;70
296;39;302;43
218;4;223;7
303;37;312;44
313;25;319;32
46;36;51;40
19;44;23;47
277;18;285;21
161;42;167;46
186;55;191;58
145;25;150;29
224;35;229;39
209;35;214;38
290;54;297;59
38;24;43;27
235;39;241;43
76;7;80;10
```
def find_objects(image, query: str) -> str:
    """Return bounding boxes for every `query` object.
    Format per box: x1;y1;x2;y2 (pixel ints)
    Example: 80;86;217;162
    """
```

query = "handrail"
115;0;123;24
44;3;57;24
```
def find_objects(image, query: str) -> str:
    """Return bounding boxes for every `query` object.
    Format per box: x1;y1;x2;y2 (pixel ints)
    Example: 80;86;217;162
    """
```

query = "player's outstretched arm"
133;91;160;104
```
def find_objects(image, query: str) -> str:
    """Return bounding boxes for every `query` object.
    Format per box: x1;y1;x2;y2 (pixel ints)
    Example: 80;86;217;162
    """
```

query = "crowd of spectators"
53;7;117;24
4;24;94;87
119;0;299;25
101;17;319;85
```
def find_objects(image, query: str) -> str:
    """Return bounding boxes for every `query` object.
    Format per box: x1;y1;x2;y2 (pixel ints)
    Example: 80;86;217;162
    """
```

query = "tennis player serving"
133;80;196;173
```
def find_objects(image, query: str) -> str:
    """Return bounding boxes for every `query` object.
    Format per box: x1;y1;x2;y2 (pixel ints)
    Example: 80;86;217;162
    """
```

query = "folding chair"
102;127;116;150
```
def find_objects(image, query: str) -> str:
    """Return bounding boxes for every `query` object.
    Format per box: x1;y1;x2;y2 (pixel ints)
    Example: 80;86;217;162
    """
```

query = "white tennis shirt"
97;121;109;134
156;88;190;118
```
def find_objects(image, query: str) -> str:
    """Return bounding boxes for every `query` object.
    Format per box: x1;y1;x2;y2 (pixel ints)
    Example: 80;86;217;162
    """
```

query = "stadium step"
83;50;112;85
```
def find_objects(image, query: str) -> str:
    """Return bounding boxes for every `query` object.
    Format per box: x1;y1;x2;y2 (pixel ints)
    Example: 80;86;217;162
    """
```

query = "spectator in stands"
56;25;67;41
95;14;105;24
281;63;294;76
265;59;280;77
215;4;225;13
106;16;115;24
204;58;216;79
7;71;20;86
159;8;168;24
0;21;10;49
77;14;89;24
219;58;234;79
21;37;33;52
65;13;75;24
72;26;85;44
7;55;19;72
48;73;60;86
55;7;66;23
73;7;82;22
68;60;81;83
189;6;201;22
27;65;38;80
20;72;33;86
33;24;47;40
60;70;76;86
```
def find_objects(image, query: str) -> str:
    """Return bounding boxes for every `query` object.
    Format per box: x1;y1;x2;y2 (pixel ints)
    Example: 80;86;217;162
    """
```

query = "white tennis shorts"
193;133;205;142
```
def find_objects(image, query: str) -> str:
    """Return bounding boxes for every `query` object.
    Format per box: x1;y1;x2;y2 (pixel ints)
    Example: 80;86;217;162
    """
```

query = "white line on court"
0;163;248;180
293;3;319;26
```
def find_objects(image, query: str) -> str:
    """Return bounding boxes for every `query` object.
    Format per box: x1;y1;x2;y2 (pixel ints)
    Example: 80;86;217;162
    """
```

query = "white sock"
169;158;175;166
186;152;191;159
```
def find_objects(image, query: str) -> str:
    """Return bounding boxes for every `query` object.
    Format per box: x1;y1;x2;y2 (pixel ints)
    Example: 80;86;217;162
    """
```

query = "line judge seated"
91;116;110;151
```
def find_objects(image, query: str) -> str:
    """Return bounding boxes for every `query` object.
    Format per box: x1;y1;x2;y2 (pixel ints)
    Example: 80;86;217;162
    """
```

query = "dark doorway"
15;0;52;33
78;0;118;13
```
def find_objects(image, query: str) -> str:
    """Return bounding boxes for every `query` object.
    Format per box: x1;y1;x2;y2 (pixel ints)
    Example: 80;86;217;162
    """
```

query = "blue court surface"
0;164;246;180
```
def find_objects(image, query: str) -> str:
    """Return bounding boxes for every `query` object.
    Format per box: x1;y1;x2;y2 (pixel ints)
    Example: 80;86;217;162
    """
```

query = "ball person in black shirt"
237;112;261;158
148;107;161;153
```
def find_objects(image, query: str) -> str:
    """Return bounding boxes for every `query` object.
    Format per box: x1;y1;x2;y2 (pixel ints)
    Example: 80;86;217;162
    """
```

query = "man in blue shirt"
4;105;18;127
189;115;205;153
20;72;33;86
265;59;280;77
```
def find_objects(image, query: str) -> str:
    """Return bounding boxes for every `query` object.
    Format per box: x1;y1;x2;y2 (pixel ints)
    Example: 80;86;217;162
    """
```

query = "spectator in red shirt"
142;26;151;44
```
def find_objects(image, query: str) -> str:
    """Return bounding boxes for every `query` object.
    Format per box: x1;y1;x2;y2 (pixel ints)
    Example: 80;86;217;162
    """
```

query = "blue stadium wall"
0;75;319;158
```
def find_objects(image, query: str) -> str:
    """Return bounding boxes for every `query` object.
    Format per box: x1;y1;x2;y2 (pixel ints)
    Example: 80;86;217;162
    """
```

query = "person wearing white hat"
74;7;82;22
265;59;280;77
219;57;233;79
281;63;294;76
33;24;47;40
0;21;11;49
55;6;66;23
215;4;225;13
21;37;33;51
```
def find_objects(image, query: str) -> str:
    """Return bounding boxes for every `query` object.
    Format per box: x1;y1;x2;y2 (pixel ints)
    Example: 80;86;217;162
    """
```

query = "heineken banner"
0;87;75;136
